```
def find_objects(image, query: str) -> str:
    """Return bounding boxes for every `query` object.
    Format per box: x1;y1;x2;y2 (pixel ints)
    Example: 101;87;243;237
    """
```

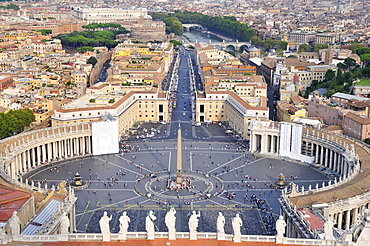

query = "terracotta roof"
344;112;370;125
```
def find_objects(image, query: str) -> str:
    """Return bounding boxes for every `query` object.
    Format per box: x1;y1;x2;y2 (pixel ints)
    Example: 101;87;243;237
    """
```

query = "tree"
37;29;52;35
364;138;370;145
251;36;263;47
336;67;343;85
87;56;98;66
325;69;336;81
276;49;284;57
356;47;370;56
348;43;364;53
314;43;328;52
0;109;34;139
298;44;311;53
276;41;288;51
77;46;95;53
169;40;182;46
360;54;370;68
262;39;276;51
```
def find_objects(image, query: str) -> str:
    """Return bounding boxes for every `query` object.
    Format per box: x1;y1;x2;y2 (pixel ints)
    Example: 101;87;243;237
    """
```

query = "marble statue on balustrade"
232;213;243;242
146;210;157;240
99;211;112;241
324;217;334;240
189;211;200;240
276;215;287;243
60;213;70;235
217;212;225;240
9;211;21;237
119;212;130;240
165;207;176;240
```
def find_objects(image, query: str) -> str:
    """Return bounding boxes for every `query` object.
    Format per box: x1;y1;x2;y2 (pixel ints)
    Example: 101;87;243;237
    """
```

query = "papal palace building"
71;7;152;24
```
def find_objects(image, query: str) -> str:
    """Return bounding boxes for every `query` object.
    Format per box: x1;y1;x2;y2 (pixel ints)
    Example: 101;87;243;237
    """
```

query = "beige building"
52;84;169;137
315;33;337;44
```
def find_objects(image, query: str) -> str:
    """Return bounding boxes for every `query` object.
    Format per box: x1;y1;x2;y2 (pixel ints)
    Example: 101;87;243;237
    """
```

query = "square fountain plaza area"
23;139;330;234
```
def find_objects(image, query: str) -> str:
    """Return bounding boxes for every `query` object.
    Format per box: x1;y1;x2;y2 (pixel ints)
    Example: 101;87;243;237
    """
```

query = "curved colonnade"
250;121;370;241
290;128;370;233
0;123;93;188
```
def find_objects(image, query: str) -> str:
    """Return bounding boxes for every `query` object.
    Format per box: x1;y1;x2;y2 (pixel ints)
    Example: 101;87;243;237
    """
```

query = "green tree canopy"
150;11;255;42
276;41;288;51
348;43;364;53
37;29;52;35
356;47;370;56
250;36;263;47
0;4;19;10
169;40;182;46
298;43;311;53
314;43;328;52
87;56;98;66
262;39;277;51
163;17;183;35
77;46;95;53
0;109;34;139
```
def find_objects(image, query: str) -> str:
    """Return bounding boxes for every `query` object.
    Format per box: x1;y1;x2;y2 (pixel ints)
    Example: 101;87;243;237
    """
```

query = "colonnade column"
328;150;333;169
333;152;338;173
36;146;41;165
320;145;324;165
325;147;329;167
22;152;27;172
81;137;85;155
338;212;343;229
52;142;56;160
42;144;46;163
315;144;319;163
75;137;80;156
271;136;275;154
27;149;31;170
64;139;68;157
345;209;351;230
47;143;52;161
87;136;91;154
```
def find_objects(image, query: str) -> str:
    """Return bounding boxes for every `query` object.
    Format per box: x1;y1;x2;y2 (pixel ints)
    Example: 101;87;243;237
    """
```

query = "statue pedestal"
168;230;176;240
217;232;225;240
190;232;197;240
102;233;110;242
147;231;155;240
59;234;69;241
119;233;127;240
233;234;241;243
276;236;285;244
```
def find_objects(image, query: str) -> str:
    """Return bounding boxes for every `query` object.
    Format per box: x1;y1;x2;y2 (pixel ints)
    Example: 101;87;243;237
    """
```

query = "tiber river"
183;29;239;54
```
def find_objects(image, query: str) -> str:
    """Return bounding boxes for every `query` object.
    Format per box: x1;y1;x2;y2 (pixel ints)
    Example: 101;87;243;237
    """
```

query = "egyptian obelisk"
176;123;183;185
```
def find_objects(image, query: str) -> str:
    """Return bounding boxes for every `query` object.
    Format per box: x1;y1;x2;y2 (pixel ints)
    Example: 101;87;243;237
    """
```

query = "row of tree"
163;17;184;36
250;37;288;54
0;109;35;139
55;23;129;49
0;4;19;10
150;10;255;42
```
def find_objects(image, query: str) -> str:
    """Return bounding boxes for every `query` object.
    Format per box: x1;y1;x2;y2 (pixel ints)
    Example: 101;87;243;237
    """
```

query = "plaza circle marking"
135;171;224;200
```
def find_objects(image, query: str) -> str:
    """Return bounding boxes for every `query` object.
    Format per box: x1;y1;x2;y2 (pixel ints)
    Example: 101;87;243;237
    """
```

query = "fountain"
271;173;291;189
68;172;89;189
